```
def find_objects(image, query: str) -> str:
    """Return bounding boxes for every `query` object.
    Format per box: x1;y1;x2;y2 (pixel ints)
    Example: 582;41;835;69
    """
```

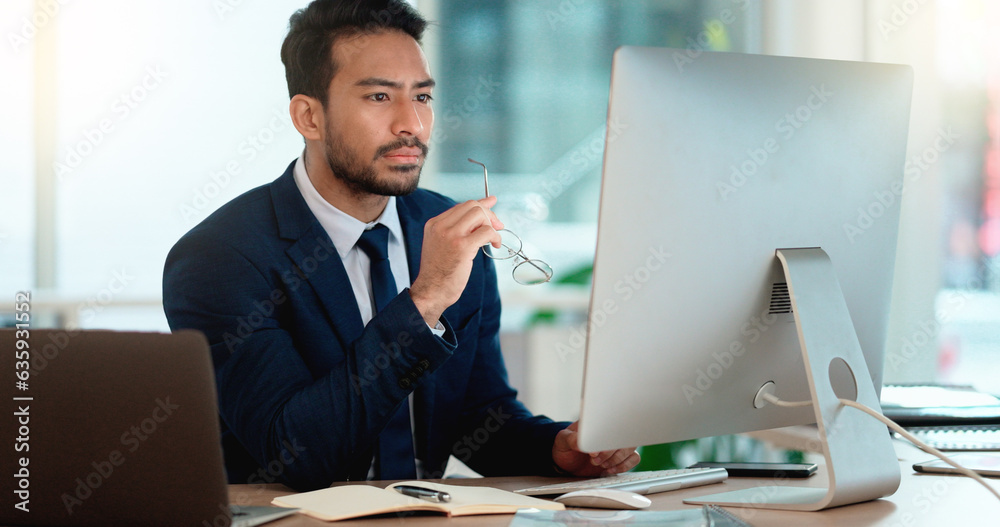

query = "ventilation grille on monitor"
769;282;792;314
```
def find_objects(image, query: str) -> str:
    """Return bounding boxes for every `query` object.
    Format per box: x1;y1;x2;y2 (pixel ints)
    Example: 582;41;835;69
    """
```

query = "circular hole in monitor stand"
828;357;858;402
753;381;776;409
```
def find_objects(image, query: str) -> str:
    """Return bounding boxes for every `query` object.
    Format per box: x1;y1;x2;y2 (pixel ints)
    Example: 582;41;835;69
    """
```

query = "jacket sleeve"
162;230;456;490
451;254;570;477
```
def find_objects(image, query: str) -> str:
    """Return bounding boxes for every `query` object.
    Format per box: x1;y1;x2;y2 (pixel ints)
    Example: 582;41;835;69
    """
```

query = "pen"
393;485;452;503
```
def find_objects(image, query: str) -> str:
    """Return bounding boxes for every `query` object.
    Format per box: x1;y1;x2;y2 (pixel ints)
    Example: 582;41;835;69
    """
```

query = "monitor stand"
684;247;900;511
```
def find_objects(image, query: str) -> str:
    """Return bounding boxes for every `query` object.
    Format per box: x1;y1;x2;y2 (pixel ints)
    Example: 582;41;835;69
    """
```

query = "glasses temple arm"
515;251;553;278
468;158;490;198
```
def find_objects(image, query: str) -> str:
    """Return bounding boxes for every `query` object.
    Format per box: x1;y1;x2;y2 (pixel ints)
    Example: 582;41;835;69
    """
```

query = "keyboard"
895;424;1000;451
514;467;728;496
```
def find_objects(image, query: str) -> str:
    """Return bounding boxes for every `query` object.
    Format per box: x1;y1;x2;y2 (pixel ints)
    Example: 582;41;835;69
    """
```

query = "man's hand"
552;421;640;477
410;196;503;326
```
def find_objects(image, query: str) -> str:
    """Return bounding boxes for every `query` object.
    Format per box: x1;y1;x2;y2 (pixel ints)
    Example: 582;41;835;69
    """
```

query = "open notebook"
271;481;565;521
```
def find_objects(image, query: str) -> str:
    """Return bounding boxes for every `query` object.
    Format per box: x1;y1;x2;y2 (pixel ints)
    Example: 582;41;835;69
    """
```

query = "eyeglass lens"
483;229;521;260
468;157;553;285
513;258;554;286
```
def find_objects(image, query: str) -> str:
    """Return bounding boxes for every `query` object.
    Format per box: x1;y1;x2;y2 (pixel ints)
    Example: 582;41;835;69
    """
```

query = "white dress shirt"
291;155;445;336
292;156;411;326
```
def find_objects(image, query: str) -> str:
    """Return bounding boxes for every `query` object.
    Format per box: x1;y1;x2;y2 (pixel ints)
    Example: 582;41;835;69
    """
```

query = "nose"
391;100;425;137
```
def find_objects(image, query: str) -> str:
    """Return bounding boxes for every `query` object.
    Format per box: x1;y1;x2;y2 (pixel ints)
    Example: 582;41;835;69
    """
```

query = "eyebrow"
355;77;436;90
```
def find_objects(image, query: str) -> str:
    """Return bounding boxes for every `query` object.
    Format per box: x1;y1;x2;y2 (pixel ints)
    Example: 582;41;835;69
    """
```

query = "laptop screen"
1;329;231;526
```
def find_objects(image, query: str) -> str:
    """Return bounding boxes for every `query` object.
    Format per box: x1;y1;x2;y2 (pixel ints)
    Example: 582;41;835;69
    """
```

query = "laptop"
0;329;296;527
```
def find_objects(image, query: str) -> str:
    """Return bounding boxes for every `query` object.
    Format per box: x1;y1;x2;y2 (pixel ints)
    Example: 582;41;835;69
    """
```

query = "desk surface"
229;441;997;526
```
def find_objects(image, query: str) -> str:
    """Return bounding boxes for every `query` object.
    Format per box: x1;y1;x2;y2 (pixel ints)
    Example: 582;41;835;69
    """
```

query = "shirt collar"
292;154;403;258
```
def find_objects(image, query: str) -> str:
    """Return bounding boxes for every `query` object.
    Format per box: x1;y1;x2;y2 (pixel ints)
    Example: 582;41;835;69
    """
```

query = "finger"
602;450;641;476
458;199;504;238
559;425;580;453
600;448;635;469
552;428;573;454
594;446;637;467
591;451;611;466
474;196;504;230
469;224;503;252
431;199;495;230
590;448;618;466
426;203;502;254
449;201;502;236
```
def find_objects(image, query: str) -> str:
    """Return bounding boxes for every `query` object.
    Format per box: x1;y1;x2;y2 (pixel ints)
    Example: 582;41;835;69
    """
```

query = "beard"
323;121;429;197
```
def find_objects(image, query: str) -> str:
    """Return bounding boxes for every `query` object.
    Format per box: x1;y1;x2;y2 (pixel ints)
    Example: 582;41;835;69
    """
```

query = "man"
163;0;638;491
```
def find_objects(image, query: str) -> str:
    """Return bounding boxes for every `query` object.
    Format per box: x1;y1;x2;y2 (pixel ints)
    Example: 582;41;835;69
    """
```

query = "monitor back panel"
578;48;912;452
1;329;230;526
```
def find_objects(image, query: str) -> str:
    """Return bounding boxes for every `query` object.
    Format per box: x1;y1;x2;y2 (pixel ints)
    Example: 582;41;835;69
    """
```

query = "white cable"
761;392;1000;502
761;393;812;408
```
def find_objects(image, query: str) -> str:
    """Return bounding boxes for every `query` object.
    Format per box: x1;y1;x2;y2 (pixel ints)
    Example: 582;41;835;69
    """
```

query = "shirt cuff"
427;320;446;338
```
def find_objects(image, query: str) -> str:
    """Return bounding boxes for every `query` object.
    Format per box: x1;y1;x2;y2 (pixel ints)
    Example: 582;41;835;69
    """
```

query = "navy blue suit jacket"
163;161;567;490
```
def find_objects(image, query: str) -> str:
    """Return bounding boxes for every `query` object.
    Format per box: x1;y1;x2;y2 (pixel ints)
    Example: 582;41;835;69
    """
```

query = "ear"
289;94;324;142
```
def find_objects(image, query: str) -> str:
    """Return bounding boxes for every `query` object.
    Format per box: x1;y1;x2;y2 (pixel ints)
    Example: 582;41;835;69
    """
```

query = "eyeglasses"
468;158;553;286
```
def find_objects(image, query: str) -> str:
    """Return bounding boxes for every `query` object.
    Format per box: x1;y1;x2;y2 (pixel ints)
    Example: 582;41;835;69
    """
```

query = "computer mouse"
553;488;652;510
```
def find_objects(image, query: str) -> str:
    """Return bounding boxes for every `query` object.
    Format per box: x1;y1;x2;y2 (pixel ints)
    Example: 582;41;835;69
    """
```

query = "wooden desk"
229;441;997;526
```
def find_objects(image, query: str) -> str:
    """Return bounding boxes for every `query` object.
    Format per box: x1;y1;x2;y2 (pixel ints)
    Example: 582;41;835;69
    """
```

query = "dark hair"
280;0;427;105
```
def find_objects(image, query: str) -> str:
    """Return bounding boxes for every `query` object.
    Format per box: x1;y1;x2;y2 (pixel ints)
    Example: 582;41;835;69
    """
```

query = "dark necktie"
355;224;417;480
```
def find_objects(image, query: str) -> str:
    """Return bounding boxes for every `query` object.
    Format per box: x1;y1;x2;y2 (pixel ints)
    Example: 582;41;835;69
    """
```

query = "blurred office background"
2;0;998;446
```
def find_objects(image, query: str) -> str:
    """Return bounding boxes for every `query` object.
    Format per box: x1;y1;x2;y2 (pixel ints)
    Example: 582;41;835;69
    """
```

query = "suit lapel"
270;163;366;346
284;225;366;345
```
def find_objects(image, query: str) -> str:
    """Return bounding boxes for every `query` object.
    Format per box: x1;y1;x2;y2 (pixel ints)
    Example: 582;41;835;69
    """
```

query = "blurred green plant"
636;435;807;471
527;264;593;326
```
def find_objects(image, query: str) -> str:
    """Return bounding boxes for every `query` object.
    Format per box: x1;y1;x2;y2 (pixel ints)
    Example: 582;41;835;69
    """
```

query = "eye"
415;93;433;104
368;93;389;102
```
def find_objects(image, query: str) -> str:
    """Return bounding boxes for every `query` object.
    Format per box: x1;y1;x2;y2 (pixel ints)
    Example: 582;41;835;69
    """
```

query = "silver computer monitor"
576;47;912;510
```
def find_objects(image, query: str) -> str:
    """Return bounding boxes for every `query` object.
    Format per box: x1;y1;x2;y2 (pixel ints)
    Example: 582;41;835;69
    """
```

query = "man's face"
322;30;435;197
